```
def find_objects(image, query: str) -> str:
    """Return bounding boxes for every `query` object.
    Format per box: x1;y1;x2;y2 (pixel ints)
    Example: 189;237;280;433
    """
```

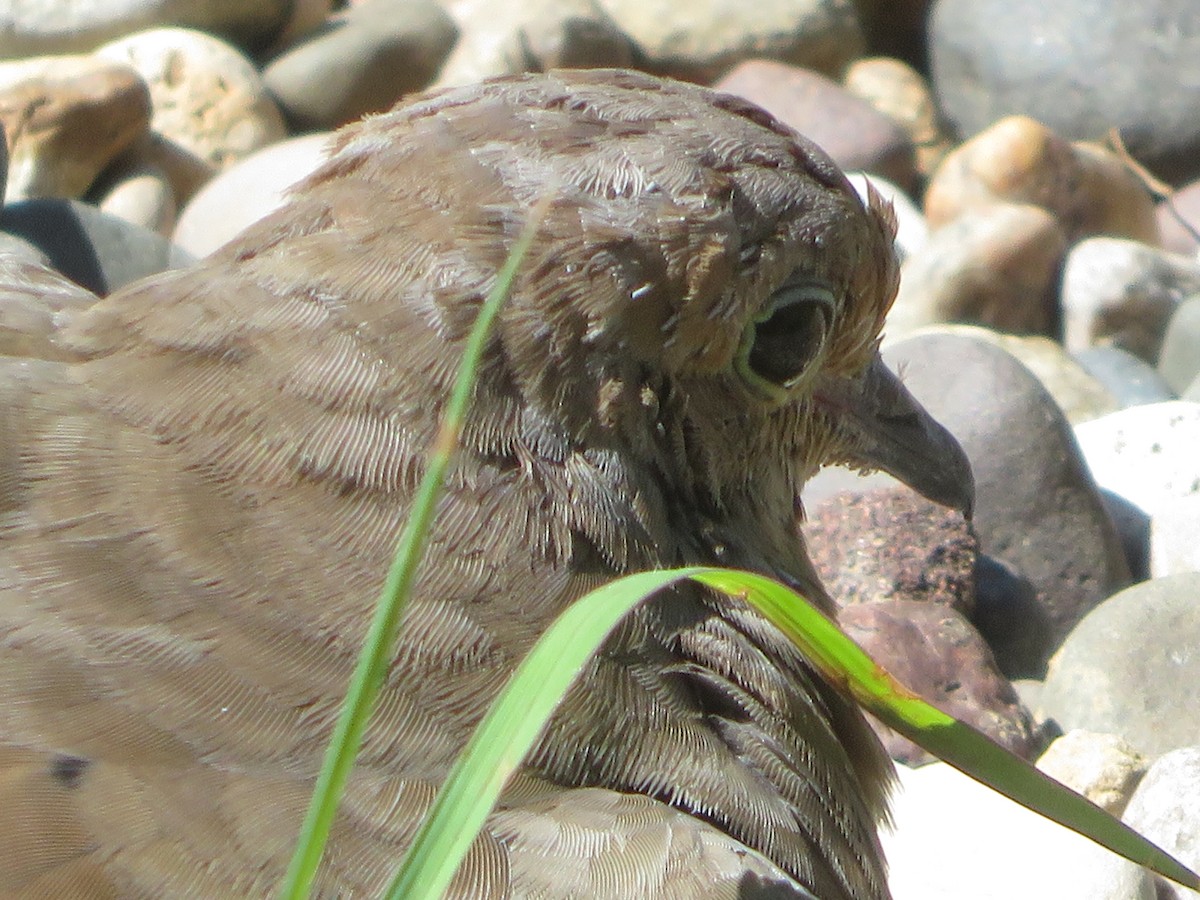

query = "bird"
0;68;972;899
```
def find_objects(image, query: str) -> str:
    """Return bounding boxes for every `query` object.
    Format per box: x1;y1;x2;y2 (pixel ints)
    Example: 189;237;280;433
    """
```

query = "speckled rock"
1036;730;1148;817
843;55;954;177
923;116;1158;243
807;488;977;614
96;28;287;170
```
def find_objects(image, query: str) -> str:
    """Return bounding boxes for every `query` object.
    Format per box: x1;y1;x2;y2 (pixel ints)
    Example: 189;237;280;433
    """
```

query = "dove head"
270;69;971;572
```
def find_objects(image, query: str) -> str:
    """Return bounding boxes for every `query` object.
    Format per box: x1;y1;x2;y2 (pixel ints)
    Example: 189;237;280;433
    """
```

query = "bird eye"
737;281;835;395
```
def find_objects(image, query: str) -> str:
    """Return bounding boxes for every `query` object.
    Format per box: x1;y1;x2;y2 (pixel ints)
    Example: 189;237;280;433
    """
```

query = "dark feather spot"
50;754;90;789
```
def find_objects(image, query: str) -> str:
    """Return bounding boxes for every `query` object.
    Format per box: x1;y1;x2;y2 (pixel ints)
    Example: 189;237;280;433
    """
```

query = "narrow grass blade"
279;202;549;900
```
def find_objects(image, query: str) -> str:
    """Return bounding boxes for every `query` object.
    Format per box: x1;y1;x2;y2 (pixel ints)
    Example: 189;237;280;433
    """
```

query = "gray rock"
1158;295;1200;394
882;331;1131;677
0;0;292;57
1041;573;1200;758
1;197;192;295
930;0;1200;184
598;0;864;83
1074;346;1178;409
1061;237;1200;362
1121;747;1200;899
90;158;177;236
264;0;457;130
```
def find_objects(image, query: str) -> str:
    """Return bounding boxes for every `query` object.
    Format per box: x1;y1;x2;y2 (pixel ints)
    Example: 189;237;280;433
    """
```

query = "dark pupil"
747;301;827;385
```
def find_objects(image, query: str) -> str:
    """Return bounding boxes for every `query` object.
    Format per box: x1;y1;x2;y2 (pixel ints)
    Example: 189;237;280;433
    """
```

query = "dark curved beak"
814;353;975;518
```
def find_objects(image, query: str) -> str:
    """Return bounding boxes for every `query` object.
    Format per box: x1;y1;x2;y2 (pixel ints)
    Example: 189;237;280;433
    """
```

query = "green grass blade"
390;566;1199;899
279;203;548;900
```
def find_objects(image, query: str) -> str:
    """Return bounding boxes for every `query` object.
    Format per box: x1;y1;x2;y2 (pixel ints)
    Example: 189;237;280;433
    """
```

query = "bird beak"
814;353;975;518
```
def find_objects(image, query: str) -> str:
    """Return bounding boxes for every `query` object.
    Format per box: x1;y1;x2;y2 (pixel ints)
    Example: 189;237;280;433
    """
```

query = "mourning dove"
0;69;971;899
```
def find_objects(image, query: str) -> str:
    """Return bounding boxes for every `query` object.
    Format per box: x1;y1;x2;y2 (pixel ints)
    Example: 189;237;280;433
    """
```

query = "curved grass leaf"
388;566;1200;899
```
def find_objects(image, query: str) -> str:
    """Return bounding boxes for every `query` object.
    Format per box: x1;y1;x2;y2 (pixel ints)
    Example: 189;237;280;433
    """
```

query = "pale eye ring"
737;281;836;394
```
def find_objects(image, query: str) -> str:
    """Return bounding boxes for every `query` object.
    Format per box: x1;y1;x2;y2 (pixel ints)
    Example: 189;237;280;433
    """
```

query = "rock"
118;132;217;208
264;0;458;130
930;0;1200;184
1061;238;1200;361
891;202;1065;337
1157;180;1200;255
1074;401;1200;517
1150;495;1200;577
96;28;287;170
90;157;176;236
172;132;331;258
882;331;1131;677
843;55;954;177
923;117;1158;242
1121;747;1200;900
1041;573;1200;758
1071;142;1161;245
841;599;1035;766
0;197;191;295
437;0;635;88
923;324;1120;424
714;60;917;190
807;489;977;614
853;0;933;72
882;761;1155;899
1073;345;1178;409
846;173;927;262
924;116;1081;229
0;0;292;57
598;0;864;83
0;55;151;200
1158;295;1200;394
1036;730;1148;817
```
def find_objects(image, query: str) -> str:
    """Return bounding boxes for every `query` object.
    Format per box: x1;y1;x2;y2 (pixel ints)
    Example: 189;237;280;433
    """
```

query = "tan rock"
1071;141;1159;244
0;55;150;200
843;56;953;178
892;202;1066;337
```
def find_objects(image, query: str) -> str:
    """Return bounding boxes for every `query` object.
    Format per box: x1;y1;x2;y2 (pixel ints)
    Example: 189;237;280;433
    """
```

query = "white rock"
883;761;1154;899
1073;401;1200;518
